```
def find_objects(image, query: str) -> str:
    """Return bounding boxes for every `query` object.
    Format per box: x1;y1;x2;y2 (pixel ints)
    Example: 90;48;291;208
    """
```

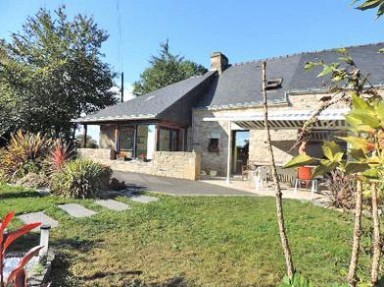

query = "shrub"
50;159;112;198
324;170;356;210
0;131;52;181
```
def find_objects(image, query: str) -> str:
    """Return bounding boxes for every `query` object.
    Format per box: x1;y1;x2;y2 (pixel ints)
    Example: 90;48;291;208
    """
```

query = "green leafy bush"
50;159;112;198
278;274;314;287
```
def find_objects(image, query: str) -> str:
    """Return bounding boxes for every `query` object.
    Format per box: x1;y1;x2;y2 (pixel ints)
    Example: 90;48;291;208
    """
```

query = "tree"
285;50;384;286
353;0;384;17
132;40;207;96
262;62;295;280
0;6;117;139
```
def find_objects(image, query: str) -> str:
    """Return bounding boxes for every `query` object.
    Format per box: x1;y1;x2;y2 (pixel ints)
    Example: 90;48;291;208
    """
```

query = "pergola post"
114;125;120;153
83;124;88;148
133;124;138;159
226;121;232;184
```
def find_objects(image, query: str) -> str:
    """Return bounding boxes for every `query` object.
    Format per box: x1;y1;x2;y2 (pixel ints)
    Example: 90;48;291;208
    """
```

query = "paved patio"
112;171;328;203
200;176;327;202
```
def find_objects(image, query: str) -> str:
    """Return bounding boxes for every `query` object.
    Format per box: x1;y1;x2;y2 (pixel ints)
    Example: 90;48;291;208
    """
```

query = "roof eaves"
72;113;157;123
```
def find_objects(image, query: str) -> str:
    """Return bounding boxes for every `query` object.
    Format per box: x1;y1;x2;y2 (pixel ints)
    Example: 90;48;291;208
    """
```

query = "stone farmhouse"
75;43;384;181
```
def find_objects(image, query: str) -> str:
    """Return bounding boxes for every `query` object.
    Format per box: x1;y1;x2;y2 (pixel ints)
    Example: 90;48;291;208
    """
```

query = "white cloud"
110;83;135;102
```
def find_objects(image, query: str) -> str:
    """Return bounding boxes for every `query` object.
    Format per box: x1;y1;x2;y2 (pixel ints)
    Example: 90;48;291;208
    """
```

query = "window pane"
119;126;134;151
159;129;171;151
137;125;148;158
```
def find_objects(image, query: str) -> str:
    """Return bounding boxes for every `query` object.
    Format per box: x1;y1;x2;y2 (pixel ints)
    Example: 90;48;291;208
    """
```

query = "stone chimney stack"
210;52;229;75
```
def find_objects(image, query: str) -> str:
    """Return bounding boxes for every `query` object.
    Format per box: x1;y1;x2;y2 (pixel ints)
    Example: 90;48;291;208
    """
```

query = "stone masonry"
192;91;349;175
78;150;201;181
77;148;115;160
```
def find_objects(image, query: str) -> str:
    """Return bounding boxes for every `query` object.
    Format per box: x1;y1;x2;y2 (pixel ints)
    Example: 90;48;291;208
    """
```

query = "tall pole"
262;61;295;280
121;72;124;103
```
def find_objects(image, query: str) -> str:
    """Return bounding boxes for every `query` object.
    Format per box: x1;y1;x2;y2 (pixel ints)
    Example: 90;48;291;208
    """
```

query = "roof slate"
76;71;216;123
198;42;384;110
76;43;384;123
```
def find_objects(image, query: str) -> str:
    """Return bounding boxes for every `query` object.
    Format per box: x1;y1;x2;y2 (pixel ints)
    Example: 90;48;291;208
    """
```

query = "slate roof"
198;42;384;110
75;71;215;124
75;43;384;124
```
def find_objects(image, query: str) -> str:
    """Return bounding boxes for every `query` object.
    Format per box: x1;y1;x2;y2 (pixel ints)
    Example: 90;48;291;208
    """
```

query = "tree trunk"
371;182;381;286
262;61;295;280
348;180;363;286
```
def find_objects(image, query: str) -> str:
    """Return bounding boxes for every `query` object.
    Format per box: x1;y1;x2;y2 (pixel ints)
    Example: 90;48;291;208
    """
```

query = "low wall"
152;151;201;180
77;148;115;160
77;149;201;181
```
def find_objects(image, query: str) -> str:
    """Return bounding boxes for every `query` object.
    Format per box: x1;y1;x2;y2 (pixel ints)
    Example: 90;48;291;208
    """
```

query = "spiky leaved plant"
48;139;73;173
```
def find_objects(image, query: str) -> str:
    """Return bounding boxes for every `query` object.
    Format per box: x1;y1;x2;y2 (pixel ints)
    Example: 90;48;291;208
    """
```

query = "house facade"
74;43;384;180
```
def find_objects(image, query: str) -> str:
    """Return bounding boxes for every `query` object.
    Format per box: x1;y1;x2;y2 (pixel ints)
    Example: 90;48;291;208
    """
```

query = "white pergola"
203;108;349;183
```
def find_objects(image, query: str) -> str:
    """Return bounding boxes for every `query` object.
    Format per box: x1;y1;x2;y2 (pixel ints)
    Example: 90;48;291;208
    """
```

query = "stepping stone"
58;203;96;218
18;212;59;231
95;199;131;211
127;195;159;204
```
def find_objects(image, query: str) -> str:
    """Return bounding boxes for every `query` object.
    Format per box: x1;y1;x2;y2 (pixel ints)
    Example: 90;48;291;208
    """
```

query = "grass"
0;183;374;286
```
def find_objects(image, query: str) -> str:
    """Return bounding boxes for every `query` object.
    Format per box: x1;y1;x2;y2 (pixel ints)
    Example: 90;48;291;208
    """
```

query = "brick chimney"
210;52;229;75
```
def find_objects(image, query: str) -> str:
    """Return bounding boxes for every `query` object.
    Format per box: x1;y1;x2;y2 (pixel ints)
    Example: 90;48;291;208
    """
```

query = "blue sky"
1;0;384;91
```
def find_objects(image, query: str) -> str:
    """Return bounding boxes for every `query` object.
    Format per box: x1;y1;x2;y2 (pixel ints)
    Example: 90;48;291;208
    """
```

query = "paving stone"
58;203;97;218
18;212;59;231
127;195;159;204
95;199;131;211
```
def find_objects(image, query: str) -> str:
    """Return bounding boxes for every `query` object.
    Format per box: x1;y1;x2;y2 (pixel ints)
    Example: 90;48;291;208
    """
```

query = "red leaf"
3;222;41;255
14;269;26;287
7;245;43;284
0;212;15;251
0;212;15;233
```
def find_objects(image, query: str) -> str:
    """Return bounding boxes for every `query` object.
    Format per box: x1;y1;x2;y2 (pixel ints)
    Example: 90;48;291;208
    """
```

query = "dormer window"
266;78;283;90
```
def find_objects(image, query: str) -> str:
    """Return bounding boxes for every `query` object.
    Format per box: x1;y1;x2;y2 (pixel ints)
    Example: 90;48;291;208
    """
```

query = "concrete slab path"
58;203;97;218
95;199;131;211
126;194;159;204
18;212;59;231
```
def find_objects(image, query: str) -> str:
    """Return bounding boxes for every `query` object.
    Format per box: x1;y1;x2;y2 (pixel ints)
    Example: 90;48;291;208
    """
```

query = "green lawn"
0;184;373;287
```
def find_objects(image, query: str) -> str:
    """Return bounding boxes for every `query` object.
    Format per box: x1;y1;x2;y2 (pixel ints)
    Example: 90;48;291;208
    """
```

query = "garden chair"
253;166;270;191
241;160;257;180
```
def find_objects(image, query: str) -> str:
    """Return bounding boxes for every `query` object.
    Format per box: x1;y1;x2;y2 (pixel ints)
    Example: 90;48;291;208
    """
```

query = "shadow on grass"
0;190;41;200
49;252;81;287
7;232;40;252
52;237;103;253
101;183;148;199
49;238;104;287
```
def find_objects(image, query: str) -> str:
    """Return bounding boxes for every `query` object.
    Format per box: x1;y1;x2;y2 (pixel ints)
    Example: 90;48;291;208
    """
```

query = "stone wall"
152;151;201;180
192;91;346;174
77;148;115;160
193;107;294;175
78;150;201;181
248;129;297;166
